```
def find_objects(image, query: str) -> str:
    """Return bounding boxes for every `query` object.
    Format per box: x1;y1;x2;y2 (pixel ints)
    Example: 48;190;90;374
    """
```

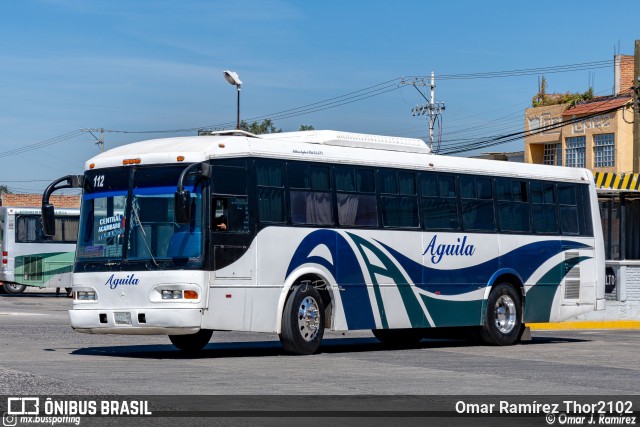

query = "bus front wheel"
169;329;213;353
480;283;522;346
3;283;27;294
279;285;325;355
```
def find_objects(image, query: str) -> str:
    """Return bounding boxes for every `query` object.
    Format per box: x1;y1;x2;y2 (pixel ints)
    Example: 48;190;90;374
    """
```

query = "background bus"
42;130;605;354
0;206;79;294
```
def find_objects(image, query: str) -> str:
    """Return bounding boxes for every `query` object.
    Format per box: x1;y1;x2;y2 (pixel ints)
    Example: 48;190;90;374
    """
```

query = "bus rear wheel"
3;283;26;294
480;283;522;346
169;329;213;353
372;328;424;347
279;285;325;355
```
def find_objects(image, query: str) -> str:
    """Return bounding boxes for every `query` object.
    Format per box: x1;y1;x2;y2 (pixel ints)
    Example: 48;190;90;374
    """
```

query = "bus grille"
564;252;580;300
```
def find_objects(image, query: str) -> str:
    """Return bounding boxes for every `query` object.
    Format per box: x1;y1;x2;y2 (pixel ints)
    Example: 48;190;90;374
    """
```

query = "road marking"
528;320;640;330
0;312;46;316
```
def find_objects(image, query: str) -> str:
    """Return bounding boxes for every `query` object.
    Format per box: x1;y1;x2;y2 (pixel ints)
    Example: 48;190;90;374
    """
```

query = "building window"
543;143;562;166
594;133;615;168
565;136;586;168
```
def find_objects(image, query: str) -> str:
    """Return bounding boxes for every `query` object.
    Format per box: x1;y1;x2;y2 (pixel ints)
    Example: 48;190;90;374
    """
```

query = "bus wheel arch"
481;276;524;346
278;273;332;355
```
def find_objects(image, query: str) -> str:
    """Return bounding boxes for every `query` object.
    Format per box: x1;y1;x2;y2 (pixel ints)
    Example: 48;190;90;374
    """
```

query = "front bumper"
69;307;203;335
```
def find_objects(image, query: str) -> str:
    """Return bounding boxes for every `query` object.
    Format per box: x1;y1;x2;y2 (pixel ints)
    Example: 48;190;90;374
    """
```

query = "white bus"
42;130;605;354
0;206;79;294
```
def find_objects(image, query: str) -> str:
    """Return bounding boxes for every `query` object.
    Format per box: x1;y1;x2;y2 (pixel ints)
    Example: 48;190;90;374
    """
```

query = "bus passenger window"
459;176;495;231
531;182;558;233
558;184;579;235
421;173;459;230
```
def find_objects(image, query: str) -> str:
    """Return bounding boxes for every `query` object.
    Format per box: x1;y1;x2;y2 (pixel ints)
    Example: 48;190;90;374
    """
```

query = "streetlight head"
223;70;242;87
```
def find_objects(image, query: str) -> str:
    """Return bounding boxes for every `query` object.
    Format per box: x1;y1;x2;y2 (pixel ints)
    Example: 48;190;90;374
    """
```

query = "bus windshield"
76;166;204;264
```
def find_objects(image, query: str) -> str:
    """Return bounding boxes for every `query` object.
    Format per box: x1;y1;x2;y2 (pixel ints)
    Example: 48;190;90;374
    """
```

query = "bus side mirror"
42;203;56;237
174;190;191;224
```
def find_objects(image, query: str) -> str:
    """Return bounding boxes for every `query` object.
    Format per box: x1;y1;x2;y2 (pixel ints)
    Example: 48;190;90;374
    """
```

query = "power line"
0;179;59;182
440;100;631;155
102;58;617;135
0;130;84;159
406;60;614;81
107;80;403;133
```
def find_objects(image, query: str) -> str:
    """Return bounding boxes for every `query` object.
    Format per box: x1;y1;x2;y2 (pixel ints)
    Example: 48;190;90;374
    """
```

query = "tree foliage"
532;75;594;108
0;185;12;194
239;119;282;134
237;119;315;134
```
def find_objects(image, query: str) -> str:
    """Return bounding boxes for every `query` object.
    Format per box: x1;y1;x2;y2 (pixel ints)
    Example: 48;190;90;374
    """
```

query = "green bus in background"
0;206;79;294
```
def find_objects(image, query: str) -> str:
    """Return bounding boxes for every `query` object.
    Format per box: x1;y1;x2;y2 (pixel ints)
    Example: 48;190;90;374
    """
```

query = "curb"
528;320;640;330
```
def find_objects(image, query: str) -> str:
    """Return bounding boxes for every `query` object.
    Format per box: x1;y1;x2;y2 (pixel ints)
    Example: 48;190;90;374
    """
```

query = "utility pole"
401;72;445;152
634;40;640;173
81;128;105;152
429;72;436;146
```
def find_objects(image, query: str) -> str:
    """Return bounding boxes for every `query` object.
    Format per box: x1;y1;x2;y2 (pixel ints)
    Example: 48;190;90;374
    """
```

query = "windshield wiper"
131;204;159;268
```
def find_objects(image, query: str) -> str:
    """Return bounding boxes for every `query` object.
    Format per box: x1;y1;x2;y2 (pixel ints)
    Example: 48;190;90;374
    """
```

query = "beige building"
524;54;640;321
524;55;634;174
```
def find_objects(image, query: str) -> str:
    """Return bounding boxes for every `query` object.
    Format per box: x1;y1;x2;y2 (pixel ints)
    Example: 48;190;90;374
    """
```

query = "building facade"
524;55;635;173
524;54;640;320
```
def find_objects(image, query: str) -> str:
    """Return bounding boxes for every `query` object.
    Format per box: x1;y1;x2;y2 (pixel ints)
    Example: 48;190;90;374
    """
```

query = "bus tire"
372;328;424;346
480;283;522;346
3;283;26;294
169;329;213;353
279;284;325;355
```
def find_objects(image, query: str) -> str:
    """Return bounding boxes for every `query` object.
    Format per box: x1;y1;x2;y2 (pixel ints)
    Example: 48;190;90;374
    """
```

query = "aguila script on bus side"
423;235;475;264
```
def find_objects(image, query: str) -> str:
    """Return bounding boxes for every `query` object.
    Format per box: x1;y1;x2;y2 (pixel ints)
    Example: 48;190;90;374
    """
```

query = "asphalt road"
1;289;640;397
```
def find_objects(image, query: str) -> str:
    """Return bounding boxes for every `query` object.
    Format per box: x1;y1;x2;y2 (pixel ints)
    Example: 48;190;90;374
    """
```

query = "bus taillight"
2;251;7;265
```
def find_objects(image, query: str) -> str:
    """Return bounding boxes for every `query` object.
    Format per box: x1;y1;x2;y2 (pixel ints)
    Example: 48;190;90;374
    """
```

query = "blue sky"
1;0;638;193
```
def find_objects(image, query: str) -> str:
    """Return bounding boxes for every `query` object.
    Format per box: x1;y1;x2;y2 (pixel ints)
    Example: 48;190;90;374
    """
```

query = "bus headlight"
151;285;201;303
75;291;97;301
160;290;199;300
161;290;183;300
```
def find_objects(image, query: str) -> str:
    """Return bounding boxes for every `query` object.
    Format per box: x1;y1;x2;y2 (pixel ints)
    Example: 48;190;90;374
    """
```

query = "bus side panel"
283;228;493;331
14;251;74;288
523;237;597;323
588;181;606;309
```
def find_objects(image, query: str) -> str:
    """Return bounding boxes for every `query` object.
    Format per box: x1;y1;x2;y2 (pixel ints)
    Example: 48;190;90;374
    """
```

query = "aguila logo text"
423;235;475;264
105;274;140;289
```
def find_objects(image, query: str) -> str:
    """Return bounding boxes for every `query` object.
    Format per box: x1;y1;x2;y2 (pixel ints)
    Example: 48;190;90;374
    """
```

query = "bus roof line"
202;130;261;138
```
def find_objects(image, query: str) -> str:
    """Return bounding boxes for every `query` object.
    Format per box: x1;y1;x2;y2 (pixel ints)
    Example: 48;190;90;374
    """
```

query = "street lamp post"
223;70;242;130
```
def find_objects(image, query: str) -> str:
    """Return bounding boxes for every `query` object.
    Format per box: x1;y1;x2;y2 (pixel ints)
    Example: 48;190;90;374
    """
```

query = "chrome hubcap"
297;296;320;342
494;295;516;334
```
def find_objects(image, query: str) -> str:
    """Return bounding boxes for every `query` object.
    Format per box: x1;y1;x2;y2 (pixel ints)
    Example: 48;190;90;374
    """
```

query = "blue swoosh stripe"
376;239;589;295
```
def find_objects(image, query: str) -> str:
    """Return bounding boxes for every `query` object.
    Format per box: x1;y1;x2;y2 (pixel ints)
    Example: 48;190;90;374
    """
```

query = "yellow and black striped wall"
594;172;640;191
